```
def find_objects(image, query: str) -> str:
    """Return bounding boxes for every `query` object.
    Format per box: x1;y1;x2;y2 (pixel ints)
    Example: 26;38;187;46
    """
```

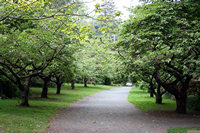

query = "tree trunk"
153;71;191;114
175;95;187;114
71;80;75;90
175;85;188;113
41;79;50;98
175;78;191;114
19;77;32;107
156;85;162;104
56;83;62;94
20;88;29;107
149;82;154;97
156;94;162;104
148;88;154;97
84;78;87;87
93;79;96;86
150;91;154;97
55;76;63;94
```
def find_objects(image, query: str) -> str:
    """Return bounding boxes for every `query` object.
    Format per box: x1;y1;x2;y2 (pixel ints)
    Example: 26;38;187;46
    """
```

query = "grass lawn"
168;127;200;133
128;87;200;133
0;84;115;133
128;87;176;111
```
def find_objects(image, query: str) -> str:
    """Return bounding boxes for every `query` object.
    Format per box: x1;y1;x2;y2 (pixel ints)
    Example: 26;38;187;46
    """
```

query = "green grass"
128;87;200;133
168;127;200;133
0;84;115;133
128;87;176;111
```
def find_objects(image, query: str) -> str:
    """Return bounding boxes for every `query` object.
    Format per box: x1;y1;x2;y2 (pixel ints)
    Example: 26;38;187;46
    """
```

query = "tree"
117;0;200;113
53;52;76;93
0;0;123;106
74;34;121;86
0;0;93;106
39;72;52;98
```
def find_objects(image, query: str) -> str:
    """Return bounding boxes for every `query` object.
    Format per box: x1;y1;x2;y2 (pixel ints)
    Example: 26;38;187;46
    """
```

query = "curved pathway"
47;87;200;133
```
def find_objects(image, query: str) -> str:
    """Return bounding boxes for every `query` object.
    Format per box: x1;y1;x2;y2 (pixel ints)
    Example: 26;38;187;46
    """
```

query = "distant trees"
75;37;120;86
117;0;200;113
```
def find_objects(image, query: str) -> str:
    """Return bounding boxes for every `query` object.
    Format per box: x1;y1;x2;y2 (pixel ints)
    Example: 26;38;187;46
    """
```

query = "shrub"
187;95;200;111
0;75;20;98
30;77;56;88
30;77;43;87
136;81;149;90
104;77;111;85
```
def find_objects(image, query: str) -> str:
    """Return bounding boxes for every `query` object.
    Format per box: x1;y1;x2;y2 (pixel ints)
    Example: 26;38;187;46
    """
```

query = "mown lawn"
168;127;200;133
0;84;115;133
128;87;176;111
128;87;200;133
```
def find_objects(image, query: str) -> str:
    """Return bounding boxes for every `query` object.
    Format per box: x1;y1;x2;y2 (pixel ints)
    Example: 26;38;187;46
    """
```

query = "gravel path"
47;87;200;133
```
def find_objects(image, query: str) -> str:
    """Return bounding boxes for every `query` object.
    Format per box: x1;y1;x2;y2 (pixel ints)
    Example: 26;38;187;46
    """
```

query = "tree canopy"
117;0;200;113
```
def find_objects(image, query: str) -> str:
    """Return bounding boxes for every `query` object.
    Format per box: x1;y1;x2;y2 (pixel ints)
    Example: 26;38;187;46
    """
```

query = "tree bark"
19;77;32;107
150;91;154;97
156;94;162;104
41;78;50;98
175;83;188;114
148;81;154;97
148;88;154;97
71;80;75;90
20;87;30;107
84;78;87;87
175;95;187;114
156;84;162;104
55;76;63;94
56;83;62;94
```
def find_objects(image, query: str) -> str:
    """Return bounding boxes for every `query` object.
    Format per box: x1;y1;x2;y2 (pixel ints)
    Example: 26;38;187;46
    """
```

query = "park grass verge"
168;127;200;133
0;84;115;133
128;87;200;133
128;87;176;111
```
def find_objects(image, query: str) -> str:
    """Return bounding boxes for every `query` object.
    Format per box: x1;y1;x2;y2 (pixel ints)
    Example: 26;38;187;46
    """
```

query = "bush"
187;95;200;111
136;81;149;90
30;77;43;87
31;77;56;88
104;77;111;85
0;75;20;98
